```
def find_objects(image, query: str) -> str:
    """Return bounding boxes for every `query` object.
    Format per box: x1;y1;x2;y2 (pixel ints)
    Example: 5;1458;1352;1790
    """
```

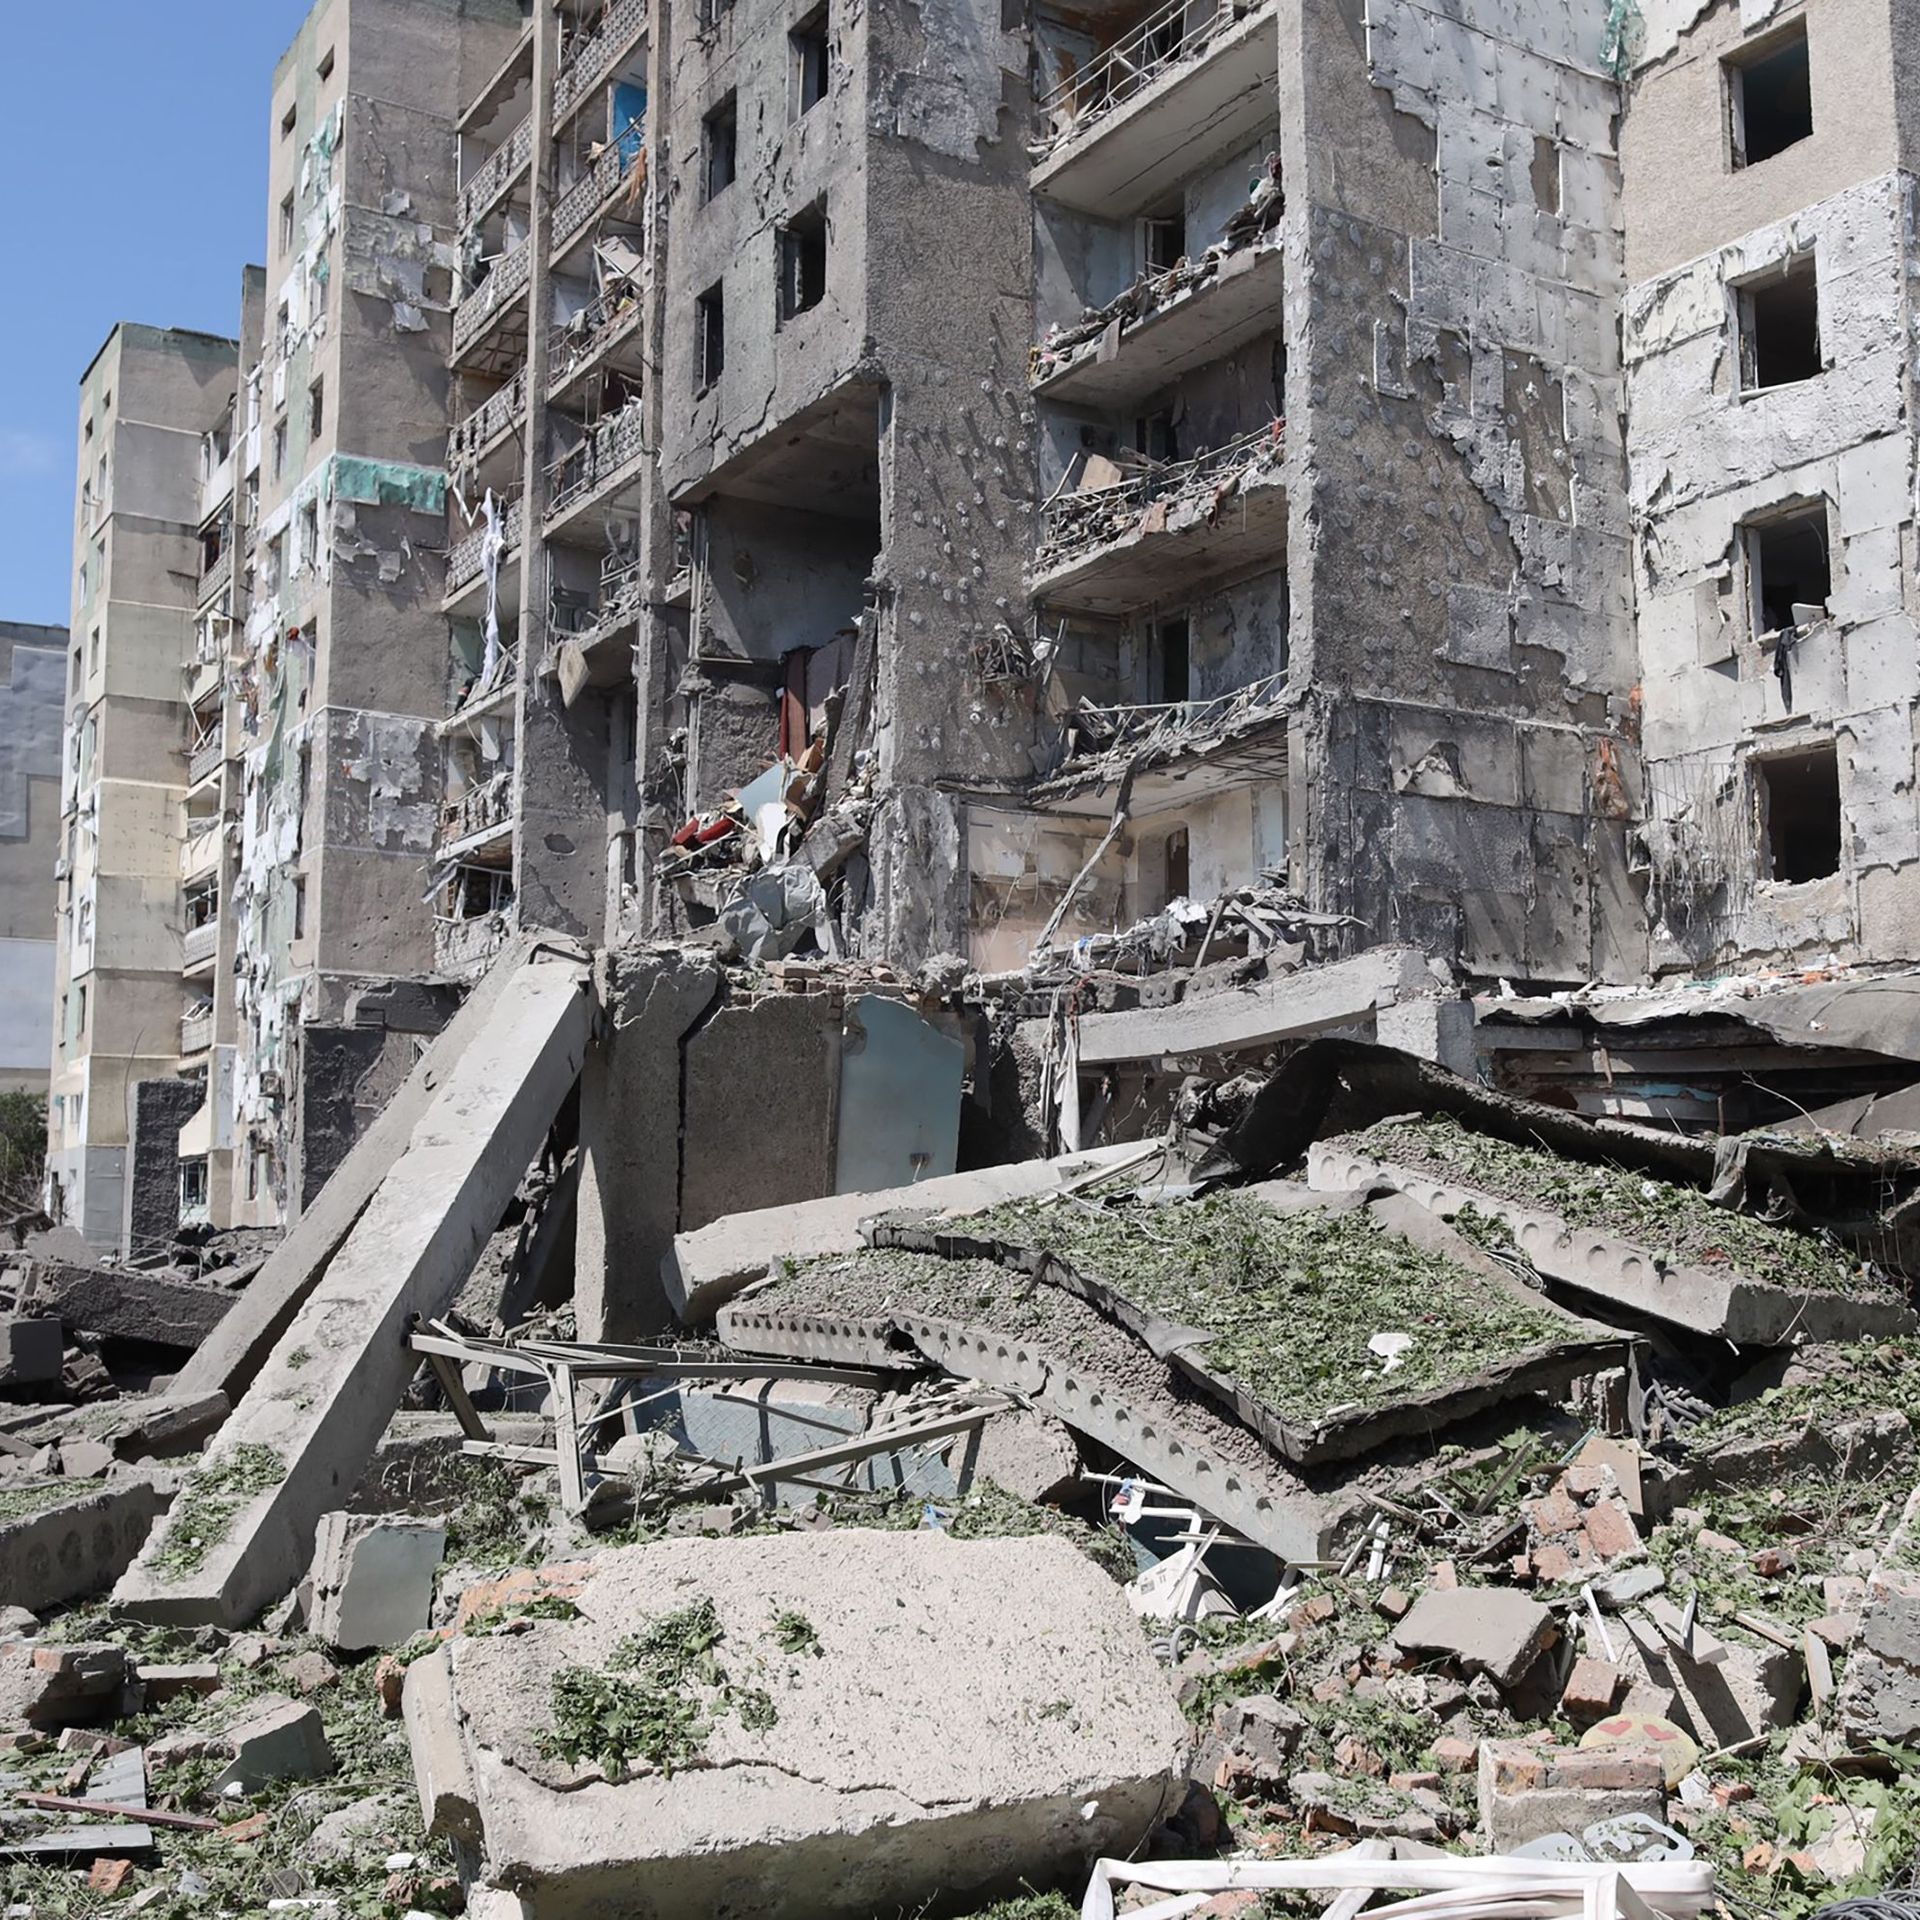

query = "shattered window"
1727;25;1812;168
703;94;737;201
1746;507;1830;637
1756;743;1841;884
778;202;828;322
1736;254;1820;390
792;8;830;114
696;284;726;388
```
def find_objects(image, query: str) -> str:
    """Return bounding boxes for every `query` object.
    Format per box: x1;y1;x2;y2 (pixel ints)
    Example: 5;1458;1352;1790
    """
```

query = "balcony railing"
553;0;648;123
1036;0;1259;150
547;403;647;520
1053;669;1288;773
182;921;219;968
453;238;532;356
459;118;534;229
449;370;528;470
180;1006;214;1056
550;281;645;390
188;738;223;786
553;124;647;248
1038;421;1283;572
198;544;233;606
439;769;514;847
447;492;524;594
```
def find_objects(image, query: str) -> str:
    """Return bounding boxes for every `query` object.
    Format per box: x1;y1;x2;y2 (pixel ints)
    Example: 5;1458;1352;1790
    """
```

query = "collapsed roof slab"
174;933;555;1405
663;1141;1151;1324
114;953;594;1626
404;1530;1190;1919
1054;944;1440;1067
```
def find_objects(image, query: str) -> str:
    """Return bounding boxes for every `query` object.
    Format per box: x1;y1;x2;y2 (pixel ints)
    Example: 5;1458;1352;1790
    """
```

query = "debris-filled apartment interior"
19;0;1920;1914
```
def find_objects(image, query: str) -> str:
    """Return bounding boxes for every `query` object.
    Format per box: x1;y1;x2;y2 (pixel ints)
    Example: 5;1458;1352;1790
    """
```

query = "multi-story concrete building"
0;622;66;1099
48;324;239;1249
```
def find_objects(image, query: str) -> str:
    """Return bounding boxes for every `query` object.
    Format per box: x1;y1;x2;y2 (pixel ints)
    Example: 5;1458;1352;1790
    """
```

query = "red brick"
1752;1546;1795;1578
1581;1500;1642;1563
1333;1735;1385;1777
1430;1560;1459;1591
1713;1781;1754;1807
1532;1543;1576;1582
1561;1656;1626;1723
1526;1486;1583;1536
1389;1770;1442;1791
1289;1593;1337;1631
1430;1735;1478;1774
1374;1588;1412;1622
1546;1749;1664;1792
86;1860;131;1895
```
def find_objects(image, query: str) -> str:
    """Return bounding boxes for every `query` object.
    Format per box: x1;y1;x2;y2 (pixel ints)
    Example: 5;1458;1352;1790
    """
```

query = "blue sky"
0;5;312;628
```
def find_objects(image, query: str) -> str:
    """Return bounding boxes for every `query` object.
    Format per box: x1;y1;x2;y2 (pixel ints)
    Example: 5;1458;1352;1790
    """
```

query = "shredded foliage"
1347;1115;1879;1296
0;1482;96;1523
771;1607;822;1656
148;1443;287;1577
963;1191;1574;1425
1686;1339;1920;1452
542;1595;779;1780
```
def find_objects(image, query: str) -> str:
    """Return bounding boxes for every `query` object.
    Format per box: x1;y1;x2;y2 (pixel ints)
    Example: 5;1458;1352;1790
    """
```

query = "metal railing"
1055;668;1288;769
547;403;647;520
553;0;648;122
1036;0;1263;147
459;119;534;228
453;238;532;356
447;492;523;593
553;122;646;247
449;370;528;469
197;544;233;607
574;559;646;649
182;921;219;968
1038;421;1284;566
439;769;514;846
188;739;223;786
180;1006;214;1055
550;281;645;389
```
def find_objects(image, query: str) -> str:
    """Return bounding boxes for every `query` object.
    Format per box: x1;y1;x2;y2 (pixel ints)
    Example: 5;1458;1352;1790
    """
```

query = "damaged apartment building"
50;0;1920;1250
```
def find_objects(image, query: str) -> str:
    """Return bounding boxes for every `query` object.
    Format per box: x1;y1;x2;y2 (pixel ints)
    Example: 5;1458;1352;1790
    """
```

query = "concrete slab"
1393;1588;1555;1689
27;1263;232;1350
664;1141;1148;1324
113;954;593;1625
308;1513;447;1651
1838;1488;1920;1747
403;1530;1188;1918
174;933;556;1404
0;1479;170;1615
0;1315;62;1385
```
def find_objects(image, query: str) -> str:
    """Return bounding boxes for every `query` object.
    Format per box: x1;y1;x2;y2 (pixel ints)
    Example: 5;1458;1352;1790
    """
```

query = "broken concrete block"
1477;1740;1665;1853
308;1513;446;1652
215;1694;334;1792
1197;1693;1303;1789
0;1641;130;1728
1562;1656;1627;1725
1391;1587;1554;1688
404;1529;1187;1916
1838;1498;1920;1746
115;955;592;1625
33;1262;233;1350
0;1604;40;1638
971;1407;1081;1504
136;1661;221;1703
0;1314;63;1385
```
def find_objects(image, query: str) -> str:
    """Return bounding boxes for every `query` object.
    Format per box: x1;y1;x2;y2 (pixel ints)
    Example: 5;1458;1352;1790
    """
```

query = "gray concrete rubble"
112;953;592;1625
0;1477;171;1616
403;1530;1189;1918
307;1513;447;1652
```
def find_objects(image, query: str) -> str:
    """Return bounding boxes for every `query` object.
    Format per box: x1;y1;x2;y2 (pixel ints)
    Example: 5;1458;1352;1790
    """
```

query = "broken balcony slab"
886;1185;1627;1467
1047;944;1438;1068
403;1529;1189;1919
1034;236;1287;411
1032;0;1280;218
174;932;553;1406
663;1140;1149;1325
1308;1121;1917;1347
113;953;593;1626
716;1246;1347;1566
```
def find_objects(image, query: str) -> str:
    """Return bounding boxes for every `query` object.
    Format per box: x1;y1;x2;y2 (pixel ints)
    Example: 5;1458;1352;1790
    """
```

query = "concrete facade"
0;622;66;1096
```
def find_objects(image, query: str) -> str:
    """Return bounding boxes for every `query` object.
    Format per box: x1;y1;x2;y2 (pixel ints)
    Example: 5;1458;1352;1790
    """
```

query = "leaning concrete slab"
174;933;556;1405
114;954;592;1626
665;1140;1149;1324
403;1530;1188;1918
0;1478;171;1615
1049;946;1439;1067
30;1261;233;1350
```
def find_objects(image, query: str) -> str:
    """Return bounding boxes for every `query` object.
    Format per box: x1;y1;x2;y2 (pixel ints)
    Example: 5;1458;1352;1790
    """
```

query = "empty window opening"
1156;615;1190;702
703;94;738;200
1728;25;1812;168
696;284;726;388
1738;255;1821;389
317;46;335;80
1165;826;1191;903
792;7;830;114
1530;135;1562;216
778;202;828;322
181;1159;210;1211
280;192;296;256
281;102;298;140
1748;507;1830;637
1757;744;1840;883
309;378;325;438
293;875;308;940
1136;410;1178;463
1142;209;1186;274
272;419;288;481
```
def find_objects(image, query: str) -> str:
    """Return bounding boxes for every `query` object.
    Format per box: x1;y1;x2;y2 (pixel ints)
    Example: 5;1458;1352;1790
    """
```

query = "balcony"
553;125;647;251
446;492;523;599
449;370;528;473
185;653;223;709
550;559;645;698
182;921;219;971
436;769;515;860
180;1005;214;1057
1033;228;1284;410
546;402;648;530
181;821;223;883
453;238;532;360
550;280;646;396
197;544;233;608
459;118;534;229
441;645;522;732
1032;0;1280;218
188;737;223;787
1033;421;1286;617
553;0;648;125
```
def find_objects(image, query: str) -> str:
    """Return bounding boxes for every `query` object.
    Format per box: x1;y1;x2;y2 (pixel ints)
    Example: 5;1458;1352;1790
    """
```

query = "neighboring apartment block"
52;0;1920;1245
0;623;66;1098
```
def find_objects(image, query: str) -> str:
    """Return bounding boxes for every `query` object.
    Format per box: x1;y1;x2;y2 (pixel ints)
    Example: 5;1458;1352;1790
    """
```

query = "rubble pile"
11;1038;1920;1918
